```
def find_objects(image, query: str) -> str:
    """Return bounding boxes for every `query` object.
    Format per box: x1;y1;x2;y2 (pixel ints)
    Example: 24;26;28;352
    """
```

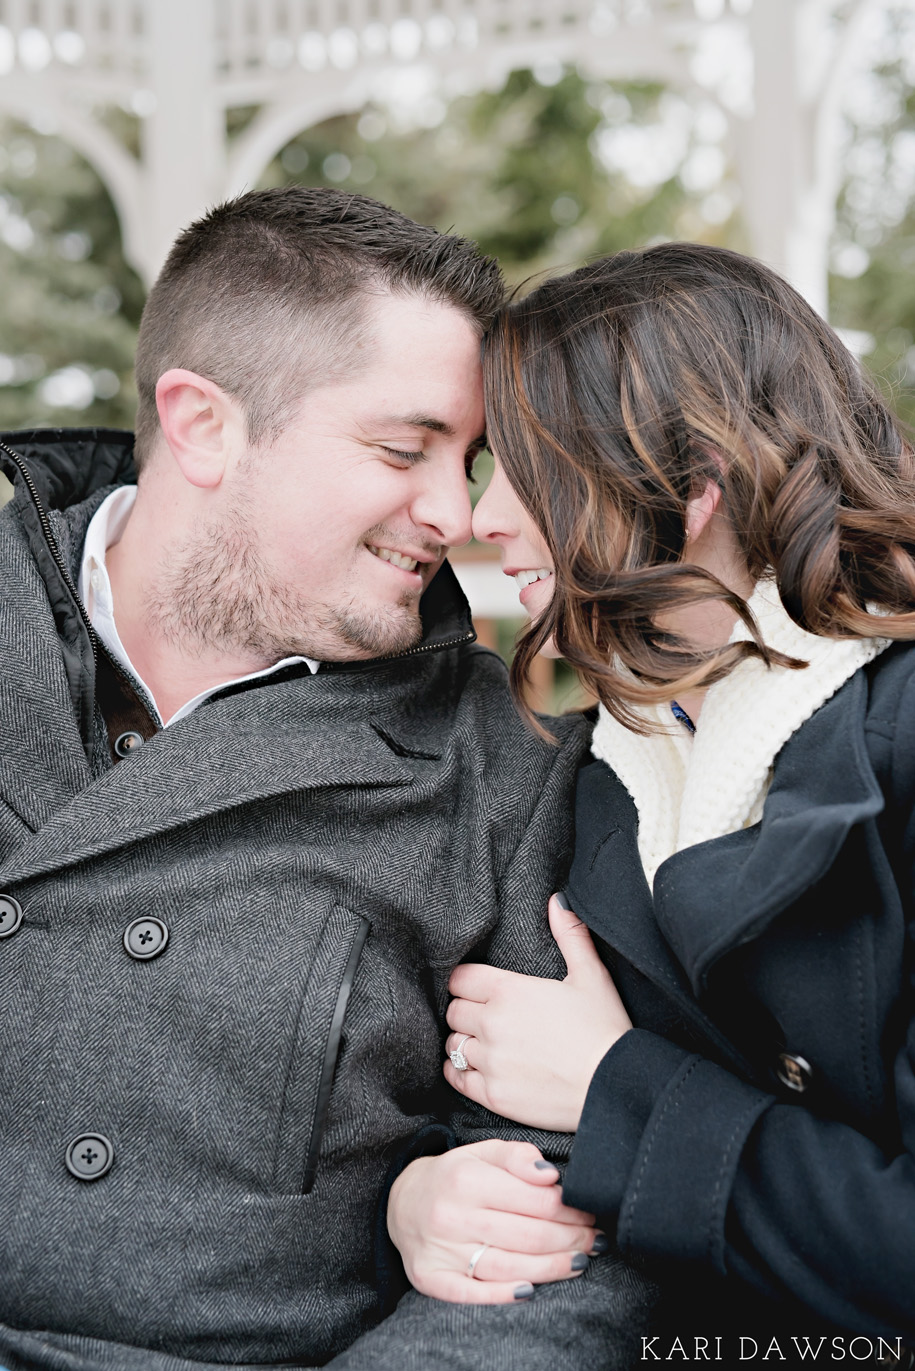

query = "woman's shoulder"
864;639;915;720
854;640;915;810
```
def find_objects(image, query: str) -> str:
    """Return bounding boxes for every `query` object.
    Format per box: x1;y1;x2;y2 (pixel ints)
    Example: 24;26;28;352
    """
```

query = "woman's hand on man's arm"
444;894;633;1132
386;1138;605;1305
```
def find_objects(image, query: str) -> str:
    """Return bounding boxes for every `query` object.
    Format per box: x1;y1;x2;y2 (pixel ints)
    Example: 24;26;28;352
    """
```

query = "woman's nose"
471;461;517;544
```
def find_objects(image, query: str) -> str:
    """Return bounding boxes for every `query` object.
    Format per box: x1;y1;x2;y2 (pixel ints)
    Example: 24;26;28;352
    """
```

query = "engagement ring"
450;1034;471;1071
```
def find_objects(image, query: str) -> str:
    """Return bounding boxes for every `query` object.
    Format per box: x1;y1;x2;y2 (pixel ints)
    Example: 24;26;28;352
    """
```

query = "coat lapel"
654;671;884;993
568;759;755;1067
0;674;413;888
567;760;686;995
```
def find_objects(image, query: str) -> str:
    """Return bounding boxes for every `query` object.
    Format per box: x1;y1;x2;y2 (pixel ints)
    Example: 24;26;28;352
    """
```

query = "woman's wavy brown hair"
483;242;915;732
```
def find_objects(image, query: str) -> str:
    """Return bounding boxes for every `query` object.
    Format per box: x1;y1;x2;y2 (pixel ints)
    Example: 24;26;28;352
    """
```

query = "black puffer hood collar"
0;428;138;761
1;427;137;513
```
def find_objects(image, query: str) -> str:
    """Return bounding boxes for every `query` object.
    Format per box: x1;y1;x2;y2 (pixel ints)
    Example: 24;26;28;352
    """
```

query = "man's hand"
443;894;632;1132
387;1140;603;1304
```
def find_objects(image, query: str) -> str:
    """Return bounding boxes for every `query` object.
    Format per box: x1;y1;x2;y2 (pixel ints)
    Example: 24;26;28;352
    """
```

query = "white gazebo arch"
0;0;890;315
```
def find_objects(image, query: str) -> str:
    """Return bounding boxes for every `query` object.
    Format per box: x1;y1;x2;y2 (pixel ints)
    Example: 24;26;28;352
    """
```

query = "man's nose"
412;464;474;548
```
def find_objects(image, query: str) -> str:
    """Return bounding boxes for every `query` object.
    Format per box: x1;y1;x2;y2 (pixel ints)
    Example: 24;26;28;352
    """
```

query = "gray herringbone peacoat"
0;430;657;1371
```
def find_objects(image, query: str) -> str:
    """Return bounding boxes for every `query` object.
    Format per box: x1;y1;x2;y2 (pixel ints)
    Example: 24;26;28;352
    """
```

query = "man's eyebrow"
366;414;486;455
375;412;455;436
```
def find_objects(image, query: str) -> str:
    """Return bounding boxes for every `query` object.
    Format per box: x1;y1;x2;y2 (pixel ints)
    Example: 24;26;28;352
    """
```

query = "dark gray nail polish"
590;1232;610;1256
554;891;571;910
514;1283;535;1301
571;1252;590;1272
534;1160;560;1173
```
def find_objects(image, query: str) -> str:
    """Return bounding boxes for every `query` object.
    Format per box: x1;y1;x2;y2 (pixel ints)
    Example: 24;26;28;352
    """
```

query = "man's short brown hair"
133;187;503;469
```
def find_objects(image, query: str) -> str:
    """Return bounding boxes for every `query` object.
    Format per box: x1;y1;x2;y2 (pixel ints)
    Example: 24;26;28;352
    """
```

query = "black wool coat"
563;647;915;1344
0;430;655;1371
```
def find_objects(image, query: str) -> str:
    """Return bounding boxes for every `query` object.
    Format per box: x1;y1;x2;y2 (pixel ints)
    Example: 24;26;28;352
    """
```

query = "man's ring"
467;1243;489;1278
450;1035;471;1071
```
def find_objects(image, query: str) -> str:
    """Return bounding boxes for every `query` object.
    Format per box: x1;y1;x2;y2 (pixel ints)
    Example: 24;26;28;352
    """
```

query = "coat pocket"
271;903;371;1194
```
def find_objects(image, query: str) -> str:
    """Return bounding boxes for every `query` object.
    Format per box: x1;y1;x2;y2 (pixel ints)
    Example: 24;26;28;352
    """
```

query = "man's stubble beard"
147;512;425;664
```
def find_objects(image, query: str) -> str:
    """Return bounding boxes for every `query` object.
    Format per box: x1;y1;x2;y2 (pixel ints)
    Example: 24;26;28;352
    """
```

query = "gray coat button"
66;1133;114;1181
124;917;169;960
776;1052;813;1093
114;731;144;758
0;894;23;939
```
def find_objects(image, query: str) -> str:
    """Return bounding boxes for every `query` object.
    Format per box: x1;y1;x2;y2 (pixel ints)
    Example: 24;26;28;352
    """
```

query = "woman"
387;243;915;1343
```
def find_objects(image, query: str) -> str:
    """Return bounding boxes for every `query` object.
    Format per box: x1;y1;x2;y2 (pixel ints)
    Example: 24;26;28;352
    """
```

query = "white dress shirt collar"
78;486;319;727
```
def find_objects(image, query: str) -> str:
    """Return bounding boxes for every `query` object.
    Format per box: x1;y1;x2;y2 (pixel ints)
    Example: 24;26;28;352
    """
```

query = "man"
0;188;653;1370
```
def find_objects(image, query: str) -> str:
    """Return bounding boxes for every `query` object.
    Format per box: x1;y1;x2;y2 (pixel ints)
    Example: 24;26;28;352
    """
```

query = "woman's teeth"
370;545;419;572
514;569;552;588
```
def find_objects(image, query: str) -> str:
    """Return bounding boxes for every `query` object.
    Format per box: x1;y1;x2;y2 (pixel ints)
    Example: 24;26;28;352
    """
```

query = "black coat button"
114;731;144;758
66;1133;114;1181
0;894;23;939
776;1052;813;1093
123;917;169;960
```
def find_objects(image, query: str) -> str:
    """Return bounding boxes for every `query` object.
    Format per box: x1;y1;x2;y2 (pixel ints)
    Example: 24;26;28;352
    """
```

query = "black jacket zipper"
0;437;99;658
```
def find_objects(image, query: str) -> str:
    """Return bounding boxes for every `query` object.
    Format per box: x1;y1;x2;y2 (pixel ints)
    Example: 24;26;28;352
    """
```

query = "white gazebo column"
136;0;226;284
735;0;823;311
736;0;881;318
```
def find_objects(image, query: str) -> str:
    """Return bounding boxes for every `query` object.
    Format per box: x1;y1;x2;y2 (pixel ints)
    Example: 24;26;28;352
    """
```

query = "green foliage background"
0;55;912;443
0;66;761;440
0;128;143;432
830;23;915;436
0;50;911;684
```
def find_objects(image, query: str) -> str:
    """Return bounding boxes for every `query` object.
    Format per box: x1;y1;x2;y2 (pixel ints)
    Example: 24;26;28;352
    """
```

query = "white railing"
0;0;732;83
0;0;144;78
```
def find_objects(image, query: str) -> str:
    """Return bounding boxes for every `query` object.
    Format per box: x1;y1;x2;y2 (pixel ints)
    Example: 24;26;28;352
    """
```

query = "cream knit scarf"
589;579;891;888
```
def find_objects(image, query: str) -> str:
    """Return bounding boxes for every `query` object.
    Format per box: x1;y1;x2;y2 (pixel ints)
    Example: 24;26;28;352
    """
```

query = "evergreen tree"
830;3;915;430
0;124;142;437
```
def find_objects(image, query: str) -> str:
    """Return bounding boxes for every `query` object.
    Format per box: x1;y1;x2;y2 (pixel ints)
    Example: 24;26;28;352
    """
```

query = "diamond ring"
450;1034;471;1071
467;1243;489;1278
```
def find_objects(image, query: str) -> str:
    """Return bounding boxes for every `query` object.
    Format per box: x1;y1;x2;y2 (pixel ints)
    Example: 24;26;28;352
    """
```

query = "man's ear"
685;477;722;543
155;369;240;489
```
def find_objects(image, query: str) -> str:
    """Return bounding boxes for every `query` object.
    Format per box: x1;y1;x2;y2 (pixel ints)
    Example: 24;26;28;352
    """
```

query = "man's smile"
367;543;421;572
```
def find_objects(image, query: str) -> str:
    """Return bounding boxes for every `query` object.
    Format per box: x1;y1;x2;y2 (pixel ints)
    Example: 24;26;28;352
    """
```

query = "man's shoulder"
451;640;592;758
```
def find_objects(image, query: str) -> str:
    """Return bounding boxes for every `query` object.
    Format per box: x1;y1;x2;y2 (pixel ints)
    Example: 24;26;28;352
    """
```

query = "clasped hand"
387;1140;601;1303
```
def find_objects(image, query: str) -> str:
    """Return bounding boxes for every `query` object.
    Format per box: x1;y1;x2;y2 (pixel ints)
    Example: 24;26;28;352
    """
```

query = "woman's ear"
685;477;722;544
155;369;240;489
